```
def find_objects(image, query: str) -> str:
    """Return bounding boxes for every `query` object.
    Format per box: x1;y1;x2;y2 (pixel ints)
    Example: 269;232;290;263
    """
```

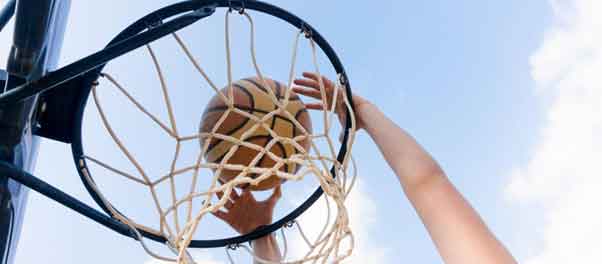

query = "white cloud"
505;0;602;263
287;180;389;263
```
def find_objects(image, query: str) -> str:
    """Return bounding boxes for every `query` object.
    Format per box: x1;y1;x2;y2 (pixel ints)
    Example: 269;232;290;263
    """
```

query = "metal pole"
0;1;70;263
0;0;16;32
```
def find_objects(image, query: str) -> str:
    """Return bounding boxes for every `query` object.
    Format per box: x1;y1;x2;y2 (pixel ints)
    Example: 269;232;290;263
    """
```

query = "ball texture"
200;77;312;190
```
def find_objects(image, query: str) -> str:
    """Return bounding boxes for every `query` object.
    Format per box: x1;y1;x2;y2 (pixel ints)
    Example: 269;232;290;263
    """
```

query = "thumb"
267;185;282;205
241;187;256;202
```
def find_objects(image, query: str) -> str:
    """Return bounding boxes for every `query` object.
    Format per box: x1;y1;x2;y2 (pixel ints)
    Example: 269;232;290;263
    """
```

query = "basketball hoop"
0;1;358;263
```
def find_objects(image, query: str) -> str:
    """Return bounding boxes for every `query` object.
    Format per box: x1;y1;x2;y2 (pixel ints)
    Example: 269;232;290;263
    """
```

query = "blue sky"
0;0;583;263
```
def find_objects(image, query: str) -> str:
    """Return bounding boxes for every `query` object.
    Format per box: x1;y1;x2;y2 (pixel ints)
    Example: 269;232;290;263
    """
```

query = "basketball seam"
204;105;306;129
204;107;310;163
212;134;272;164
262;82;280;174
273;140;289;173
203;84;254;154
243;78;301;101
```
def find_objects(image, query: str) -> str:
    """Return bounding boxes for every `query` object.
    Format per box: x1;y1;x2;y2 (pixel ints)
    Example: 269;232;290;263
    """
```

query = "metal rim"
71;0;353;248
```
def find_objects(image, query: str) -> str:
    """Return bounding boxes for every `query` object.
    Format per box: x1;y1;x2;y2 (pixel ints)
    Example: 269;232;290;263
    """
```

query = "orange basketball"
200;77;312;190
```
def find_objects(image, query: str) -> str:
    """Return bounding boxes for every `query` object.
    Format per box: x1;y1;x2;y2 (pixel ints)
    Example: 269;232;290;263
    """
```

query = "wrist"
252;234;276;248
251;234;281;262
357;101;376;114
356;102;378;130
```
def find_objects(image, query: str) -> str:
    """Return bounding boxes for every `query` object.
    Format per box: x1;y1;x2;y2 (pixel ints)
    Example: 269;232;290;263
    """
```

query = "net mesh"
78;10;357;264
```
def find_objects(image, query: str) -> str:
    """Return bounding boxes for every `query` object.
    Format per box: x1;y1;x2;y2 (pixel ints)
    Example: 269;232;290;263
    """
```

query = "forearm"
361;103;442;191
360;104;516;263
412;176;516;264
251;235;281;263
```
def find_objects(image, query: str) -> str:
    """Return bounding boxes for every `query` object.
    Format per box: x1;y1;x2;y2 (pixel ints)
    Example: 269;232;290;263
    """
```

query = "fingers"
293;86;322;100
216;189;239;209
294;73;340;109
293;78;320;90
291;89;328;110
294;72;334;91
211;209;229;221
293;77;330;91
302;72;318;80
217;192;233;209
267;185;282;206
211;192;229;219
216;188;238;200
303;72;332;86
305;102;324;110
240;187;257;202
301;72;334;88
229;188;240;199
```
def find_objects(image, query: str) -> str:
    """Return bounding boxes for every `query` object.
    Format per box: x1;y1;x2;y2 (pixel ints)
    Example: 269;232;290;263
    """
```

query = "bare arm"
360;104;516;264
294;72;517;264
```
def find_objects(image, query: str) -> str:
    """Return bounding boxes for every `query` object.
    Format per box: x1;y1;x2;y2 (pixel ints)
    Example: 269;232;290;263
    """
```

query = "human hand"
293;72;371;131
211;186;282;235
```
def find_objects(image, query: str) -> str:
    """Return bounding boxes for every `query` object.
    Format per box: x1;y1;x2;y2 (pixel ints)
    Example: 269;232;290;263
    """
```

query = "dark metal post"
0;1;70;263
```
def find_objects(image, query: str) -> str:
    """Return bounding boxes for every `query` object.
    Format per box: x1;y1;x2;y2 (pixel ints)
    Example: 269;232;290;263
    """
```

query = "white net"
78;9;357;264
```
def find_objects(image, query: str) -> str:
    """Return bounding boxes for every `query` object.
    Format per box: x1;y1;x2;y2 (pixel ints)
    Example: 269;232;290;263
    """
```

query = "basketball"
200;77;313;190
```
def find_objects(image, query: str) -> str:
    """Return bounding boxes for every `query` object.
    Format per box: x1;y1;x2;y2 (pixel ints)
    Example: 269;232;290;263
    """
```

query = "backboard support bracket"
34;77;84;143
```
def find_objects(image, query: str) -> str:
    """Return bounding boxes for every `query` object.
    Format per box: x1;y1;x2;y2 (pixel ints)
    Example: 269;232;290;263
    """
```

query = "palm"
212;186;281;235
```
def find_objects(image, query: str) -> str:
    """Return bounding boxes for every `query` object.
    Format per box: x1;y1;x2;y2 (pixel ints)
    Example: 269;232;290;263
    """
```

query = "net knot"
227;243;240;251
228;0;246;14
301;23;313;39
284;220;295;228
338;73;348;86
